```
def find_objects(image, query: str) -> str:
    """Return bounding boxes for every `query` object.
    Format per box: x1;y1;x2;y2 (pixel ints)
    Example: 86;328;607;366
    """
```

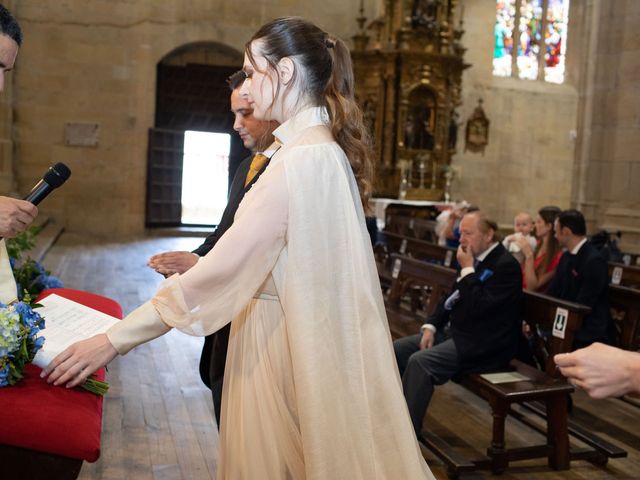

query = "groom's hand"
148;251;198;276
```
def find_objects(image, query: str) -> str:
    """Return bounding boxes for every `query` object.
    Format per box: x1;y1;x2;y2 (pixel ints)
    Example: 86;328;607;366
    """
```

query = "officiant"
0;6;38;304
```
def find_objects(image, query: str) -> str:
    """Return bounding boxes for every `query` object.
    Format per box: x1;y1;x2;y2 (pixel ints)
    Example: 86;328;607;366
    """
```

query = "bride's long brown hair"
245;17;374;211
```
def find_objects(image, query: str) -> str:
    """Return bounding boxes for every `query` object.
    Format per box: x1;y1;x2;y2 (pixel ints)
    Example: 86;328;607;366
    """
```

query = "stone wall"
452;0;639;253
9;1;376;236
573;0;640;253
450;0;586;229
6;1;639;251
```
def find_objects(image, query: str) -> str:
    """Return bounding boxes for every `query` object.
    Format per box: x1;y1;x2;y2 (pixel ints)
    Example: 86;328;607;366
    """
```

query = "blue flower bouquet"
0;300;108;395
0;301;45;386
12;258;64;301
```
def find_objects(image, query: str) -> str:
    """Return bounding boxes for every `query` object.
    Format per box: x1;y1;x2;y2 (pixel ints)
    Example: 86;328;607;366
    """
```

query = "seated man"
394;211;523;435
547;209;610;349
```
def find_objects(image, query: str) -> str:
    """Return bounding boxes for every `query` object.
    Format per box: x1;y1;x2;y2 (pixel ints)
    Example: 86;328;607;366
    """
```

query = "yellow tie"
244;153;269;187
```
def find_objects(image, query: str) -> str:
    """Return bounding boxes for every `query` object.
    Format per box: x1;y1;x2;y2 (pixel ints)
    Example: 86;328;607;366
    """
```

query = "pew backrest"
387;254;457;317
384;215;439;243
608;284;640;351
381;231;456;267
522;290;591;377
608;262;640;289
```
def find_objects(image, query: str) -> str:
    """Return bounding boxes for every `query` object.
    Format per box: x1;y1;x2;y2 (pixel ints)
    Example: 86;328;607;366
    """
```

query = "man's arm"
192;230;220;257
456;256;522;323
574;254;608;308
419;294;452;349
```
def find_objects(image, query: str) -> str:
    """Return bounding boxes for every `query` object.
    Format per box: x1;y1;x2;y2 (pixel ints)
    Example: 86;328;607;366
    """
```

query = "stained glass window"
494;0;515;77
544;0;570;83
493;0;570;83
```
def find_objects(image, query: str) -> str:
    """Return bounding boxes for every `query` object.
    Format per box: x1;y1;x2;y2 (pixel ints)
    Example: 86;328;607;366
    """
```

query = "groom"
148;71;277;424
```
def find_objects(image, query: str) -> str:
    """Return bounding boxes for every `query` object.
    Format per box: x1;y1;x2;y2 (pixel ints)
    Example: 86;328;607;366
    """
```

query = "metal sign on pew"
392;259;402;279
611;266;623;285
552;307;569;339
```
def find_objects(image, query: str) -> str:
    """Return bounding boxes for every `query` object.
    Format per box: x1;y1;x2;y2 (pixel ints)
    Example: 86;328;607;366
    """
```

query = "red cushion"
0;288;122;462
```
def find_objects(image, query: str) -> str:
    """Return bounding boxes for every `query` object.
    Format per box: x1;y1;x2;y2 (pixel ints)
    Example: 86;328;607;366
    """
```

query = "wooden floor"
43;233;640;480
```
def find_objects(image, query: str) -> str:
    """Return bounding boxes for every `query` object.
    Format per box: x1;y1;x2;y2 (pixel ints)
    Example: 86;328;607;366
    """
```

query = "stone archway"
146;41;248;227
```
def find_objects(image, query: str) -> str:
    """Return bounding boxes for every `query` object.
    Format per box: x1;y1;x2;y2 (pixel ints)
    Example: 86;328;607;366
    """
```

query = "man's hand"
419;329;435;350
41;333;118;388
456;245;474;269
148;251;199;276
0;196;38;238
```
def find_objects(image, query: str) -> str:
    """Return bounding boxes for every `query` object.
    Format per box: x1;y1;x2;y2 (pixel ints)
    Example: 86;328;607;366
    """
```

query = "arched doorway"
146;42;249;227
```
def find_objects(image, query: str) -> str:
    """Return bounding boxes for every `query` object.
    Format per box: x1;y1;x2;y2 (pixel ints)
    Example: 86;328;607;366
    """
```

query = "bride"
43;16;434;480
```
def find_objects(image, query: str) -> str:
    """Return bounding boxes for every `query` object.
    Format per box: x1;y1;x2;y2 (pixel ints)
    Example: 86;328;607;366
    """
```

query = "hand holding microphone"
0;163;71;238
0;197;37;238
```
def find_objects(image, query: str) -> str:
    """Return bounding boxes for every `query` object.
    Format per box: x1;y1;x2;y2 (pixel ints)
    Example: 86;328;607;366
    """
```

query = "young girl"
43;17;434;480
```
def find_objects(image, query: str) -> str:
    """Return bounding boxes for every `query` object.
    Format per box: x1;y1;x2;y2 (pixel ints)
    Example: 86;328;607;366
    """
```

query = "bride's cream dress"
108;107;435;479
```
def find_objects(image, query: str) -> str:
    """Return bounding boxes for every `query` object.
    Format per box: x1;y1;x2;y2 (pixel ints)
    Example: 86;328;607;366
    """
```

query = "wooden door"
146;128;184;226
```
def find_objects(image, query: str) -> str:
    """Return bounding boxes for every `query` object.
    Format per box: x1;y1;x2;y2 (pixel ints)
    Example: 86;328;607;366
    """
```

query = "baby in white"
503;212;538;263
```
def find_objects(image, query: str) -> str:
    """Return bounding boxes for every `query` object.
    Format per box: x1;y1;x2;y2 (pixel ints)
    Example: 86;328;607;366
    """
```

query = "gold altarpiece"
352;0;468;200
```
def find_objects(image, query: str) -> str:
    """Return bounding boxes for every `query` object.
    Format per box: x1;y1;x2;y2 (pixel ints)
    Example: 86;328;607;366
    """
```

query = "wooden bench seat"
381;257;629;478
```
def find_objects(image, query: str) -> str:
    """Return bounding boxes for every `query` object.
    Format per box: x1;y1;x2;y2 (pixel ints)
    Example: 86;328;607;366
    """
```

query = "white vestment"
108;107;434;480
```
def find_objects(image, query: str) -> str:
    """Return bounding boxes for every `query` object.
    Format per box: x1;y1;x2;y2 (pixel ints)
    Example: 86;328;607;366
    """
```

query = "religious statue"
464;99;490;155
411;0;439;32
448;111;460;151
405;105;435;150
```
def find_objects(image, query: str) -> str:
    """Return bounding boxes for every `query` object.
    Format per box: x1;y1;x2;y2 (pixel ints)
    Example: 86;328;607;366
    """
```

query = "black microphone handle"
24;180;53;206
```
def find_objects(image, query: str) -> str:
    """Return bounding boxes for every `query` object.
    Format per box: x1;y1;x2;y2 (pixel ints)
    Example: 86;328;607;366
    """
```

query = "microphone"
24;163;72;205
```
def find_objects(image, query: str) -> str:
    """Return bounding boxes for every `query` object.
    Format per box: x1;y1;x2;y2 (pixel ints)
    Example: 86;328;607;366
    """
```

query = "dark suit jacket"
546;241;610;349
195;153;268;388
427;243;523;373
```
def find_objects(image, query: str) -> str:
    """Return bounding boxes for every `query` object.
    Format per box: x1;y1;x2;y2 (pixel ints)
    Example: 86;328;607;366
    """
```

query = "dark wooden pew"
384;215;439;243
384;254;456;338
609;284;640;351
608;262;640;289
380;231;456;267
375;232;455;292
380;258;628;478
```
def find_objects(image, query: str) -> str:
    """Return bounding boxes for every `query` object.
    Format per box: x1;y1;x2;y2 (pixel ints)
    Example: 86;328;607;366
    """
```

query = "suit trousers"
211;377;223;426
394;334;460;434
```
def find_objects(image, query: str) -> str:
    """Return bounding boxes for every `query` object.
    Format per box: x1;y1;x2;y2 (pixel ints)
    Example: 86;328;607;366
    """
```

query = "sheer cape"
110;107;433;479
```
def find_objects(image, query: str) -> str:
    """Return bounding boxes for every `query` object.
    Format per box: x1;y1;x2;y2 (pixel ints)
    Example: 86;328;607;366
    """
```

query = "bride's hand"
41;333;118;388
